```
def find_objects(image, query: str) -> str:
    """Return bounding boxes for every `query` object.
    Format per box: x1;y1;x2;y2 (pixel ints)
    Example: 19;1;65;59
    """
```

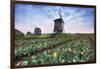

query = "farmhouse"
34;27;41;35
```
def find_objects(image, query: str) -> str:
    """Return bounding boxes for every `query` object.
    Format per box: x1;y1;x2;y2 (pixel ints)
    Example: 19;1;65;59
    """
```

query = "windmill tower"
53;9;64;34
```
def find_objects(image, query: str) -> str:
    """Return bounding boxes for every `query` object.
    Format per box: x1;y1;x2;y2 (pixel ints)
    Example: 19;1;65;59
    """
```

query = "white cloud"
15;4;94;34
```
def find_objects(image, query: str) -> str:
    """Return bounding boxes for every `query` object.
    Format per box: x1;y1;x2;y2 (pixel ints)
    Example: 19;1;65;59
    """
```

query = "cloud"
15;4;95;34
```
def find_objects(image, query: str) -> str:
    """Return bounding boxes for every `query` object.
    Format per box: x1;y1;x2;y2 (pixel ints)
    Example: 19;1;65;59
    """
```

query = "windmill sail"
58;8;65;32
58;8;62;19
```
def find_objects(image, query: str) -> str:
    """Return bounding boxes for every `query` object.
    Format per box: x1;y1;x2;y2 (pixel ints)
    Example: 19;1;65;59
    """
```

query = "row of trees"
26;27;41;36
15;27;41;39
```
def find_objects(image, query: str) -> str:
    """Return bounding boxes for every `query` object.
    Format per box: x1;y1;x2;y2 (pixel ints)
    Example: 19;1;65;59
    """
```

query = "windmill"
53;8;65;34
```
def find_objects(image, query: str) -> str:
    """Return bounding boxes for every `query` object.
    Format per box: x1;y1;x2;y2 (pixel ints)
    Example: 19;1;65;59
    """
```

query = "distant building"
26;31;32;36
34;27;41;35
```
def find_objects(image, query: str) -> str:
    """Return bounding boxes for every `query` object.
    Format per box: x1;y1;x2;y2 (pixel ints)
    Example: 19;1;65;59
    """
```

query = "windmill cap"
54;18;63;22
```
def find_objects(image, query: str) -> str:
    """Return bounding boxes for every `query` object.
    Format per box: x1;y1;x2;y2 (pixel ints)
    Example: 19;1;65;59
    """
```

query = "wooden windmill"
53;8;64;34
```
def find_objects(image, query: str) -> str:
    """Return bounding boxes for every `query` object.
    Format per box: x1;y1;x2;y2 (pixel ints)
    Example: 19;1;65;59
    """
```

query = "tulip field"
14;34;95;66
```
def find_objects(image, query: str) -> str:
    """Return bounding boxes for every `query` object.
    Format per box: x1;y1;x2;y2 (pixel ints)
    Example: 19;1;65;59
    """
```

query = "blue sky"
15;4;95;34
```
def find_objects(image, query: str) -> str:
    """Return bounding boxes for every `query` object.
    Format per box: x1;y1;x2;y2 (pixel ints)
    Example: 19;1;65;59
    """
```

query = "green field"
15;33;95;66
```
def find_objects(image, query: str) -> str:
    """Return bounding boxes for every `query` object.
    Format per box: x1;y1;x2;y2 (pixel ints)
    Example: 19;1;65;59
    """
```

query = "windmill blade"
58;8;62;18
58;8;65;33
59;8;65;33
58;8;64;23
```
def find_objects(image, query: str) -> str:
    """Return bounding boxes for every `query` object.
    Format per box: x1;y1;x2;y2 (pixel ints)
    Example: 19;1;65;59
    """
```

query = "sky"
15;3;95;34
